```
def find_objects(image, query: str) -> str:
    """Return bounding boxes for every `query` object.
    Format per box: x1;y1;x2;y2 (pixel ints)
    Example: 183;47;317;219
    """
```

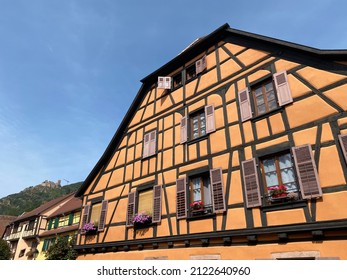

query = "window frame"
251;77;278;117
80;198;108;234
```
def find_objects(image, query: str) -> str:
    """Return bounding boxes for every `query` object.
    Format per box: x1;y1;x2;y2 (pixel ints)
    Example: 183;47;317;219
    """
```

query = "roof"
75;23;347;197
39;224;79;237
47;196;82;218
0;215;16;237
14;193;75;223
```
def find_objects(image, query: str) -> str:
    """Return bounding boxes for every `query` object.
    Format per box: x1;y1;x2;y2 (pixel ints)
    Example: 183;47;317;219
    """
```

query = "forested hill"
0;182;83;216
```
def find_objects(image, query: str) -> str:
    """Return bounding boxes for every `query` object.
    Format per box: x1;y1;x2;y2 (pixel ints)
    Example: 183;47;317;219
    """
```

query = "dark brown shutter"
98;200;108;231
241;158;262;208
238;88;252;122
273;71;293;106
81;204;91;233
176;177;187;219
205;104;216;134
210;168;226;213
292;144;322;199
149;130;157;156
180;116;188;144
338;134;347;163
126;192;136;226
143;132;150;158
196;55;207;74
152;185;162;223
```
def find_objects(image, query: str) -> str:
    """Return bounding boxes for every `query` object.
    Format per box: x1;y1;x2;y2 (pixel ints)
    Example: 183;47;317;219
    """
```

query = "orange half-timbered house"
75;24;347;260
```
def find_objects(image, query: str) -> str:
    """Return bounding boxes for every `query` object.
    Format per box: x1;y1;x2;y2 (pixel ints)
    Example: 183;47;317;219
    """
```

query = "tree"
45;236;77;260
0;239;11;260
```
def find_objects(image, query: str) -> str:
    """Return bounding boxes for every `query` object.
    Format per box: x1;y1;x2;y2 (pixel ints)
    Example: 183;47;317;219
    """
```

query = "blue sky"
0;0;346;198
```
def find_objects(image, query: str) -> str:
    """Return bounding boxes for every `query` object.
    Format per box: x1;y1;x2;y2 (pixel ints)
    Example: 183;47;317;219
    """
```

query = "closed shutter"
158;76;172;89
47;219;52;230
238;88;252;122
196;55;207;74
149;130;157;156
210;168;226;213
42;239;49;252
81;204;91;233
292;144;322;199
98;200;108;231
68;213;74;225
180;116;188;144
205;104;216;134
143;132;150;158
54;217;59;229
126;192;136;226
241;158;262;208
176;177;187;219
273;71;293;106
338;134;347;163
152;185;162;223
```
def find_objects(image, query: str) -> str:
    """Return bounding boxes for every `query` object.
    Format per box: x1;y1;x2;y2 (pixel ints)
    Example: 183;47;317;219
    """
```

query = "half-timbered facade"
75;23;347;260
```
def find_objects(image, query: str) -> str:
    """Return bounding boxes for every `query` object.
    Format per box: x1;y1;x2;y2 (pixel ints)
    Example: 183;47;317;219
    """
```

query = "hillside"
0;182;83;216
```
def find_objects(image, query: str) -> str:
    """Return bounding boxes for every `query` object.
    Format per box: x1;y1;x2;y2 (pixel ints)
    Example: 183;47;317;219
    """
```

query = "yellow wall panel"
126;146;134;163
164;115;174;130
236;49;269;66
324;83;347;110
225;84;236;102
109;167;125;187
232;150;240;167
174;145;184;166
141;160;148;177
129;108;144;128
248;70;271;83
244;146;253;160
255;119;270;139
274;59;300;72
162;169;177;185
207;93;223;107
105;151;117;171
212;152;230;170
321;123;334;143
252;208;262;228
286;95;337;128
318;146;346;187
103;226;125;242
149;157;157;174
115;148;126;167
93;172;111;192
156;219;171;237
188;99;205;112
316;192;347;221
229;124;242;147
268;113;285;134
188;144;197;161
128;131;136;146
156;94;173;115
267;209;306;226
226;102;238;124
179;160;209;173
189;219;213;234
171;87;184;104
287;74;311;98
206;51;217;70
125;163;133;182
293;126;317;146
214;107;225;129
226;208;246;230
242;121;254;143
210;129;227;154
163;128;173;150
297;67;346;89
139;89;151;109
135;143;143;159
220;59;242;80
156;151;162;172
223;43;246;55
162;149;173;170
228;170;243;205
256;135;289;150
132;175;156;187
174;125;181;145
337;117;347;127
185;80;198;99
198;68;218;92
199;139;208;157
218;47;230;62
142;103;154;121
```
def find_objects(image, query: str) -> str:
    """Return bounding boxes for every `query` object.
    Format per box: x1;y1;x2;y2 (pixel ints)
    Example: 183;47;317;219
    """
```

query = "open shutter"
152;185;162;223
338;134;347;163
196;55;207;74
180;116;188;144
68;213;74;225
158;76;172;89
143;133;150;158
176;177;187;219
205;104;216;134
126;192;136;226
210;168;226;213
54;217;59;229
149;130;157;156
80;204;91;233
273;71;293;106
98;200;108;231
241;158;262;208
238;88;252;122
47;219;52;230
292;144;322;199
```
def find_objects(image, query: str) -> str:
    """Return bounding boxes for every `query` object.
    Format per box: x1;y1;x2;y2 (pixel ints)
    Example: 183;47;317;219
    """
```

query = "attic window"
172;72;182;89
186;64;196;81
158;76;171;89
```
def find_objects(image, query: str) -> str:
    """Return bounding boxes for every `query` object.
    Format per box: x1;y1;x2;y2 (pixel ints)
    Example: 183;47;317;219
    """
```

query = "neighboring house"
74;23;347;260
3;193;77;260
36;196;81;260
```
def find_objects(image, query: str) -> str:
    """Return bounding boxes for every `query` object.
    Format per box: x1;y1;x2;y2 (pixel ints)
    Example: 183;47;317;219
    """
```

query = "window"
157;76;171;89
27;219;35;231
126;185;162;227
186;64;196;81
72;212;81;225
239;71;293;122
241;144;322;208
260;151;300;204
142;130;157;158
176;168;226;219
58;215;69;227
252;79;278;116
180;105;215;143
81;200;108;233
172;72;182;89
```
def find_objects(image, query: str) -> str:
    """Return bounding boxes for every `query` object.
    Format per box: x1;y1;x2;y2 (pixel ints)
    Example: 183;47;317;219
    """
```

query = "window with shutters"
260;151;301;205
239;71;293;121
176;168;226;219
186;63;197;82
81;200;108;233
142;130;157;159
126;185;162;227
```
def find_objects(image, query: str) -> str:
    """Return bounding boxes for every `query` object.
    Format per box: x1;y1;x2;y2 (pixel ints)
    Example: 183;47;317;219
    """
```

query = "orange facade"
75;24;347;260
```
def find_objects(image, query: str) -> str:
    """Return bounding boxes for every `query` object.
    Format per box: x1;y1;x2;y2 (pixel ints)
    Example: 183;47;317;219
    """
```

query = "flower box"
133;213;152;229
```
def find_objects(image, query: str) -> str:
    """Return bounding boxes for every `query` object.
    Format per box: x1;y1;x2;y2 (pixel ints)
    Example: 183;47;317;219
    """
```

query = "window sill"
261;199;307;212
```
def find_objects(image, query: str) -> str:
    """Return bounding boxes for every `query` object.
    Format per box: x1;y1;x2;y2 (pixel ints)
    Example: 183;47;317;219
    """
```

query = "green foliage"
0;239;11;260
0;182;83;216
45;236;77;260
